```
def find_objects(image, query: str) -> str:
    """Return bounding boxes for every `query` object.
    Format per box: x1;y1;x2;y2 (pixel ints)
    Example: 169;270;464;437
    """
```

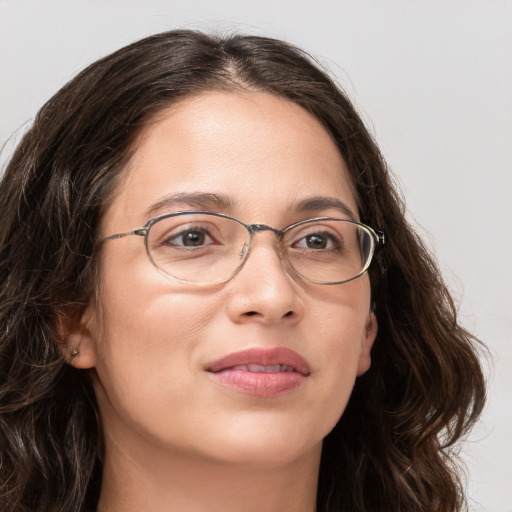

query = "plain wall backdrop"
1;1;511;510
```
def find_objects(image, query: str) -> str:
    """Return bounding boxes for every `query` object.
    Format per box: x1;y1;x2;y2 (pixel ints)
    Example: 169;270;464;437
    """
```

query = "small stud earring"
71;348;79;358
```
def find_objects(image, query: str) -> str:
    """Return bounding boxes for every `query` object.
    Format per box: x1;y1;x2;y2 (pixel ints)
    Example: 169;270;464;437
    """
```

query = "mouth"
228;364;297;373
206;347;310;397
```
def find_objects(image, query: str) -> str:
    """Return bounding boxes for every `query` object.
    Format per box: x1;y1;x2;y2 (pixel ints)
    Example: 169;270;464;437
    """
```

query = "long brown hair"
0;30;485;511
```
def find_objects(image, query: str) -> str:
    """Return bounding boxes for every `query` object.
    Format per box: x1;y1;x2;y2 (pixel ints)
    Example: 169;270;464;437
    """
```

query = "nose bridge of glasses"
241;223;287;264
247;224;283;237
245;223;286;253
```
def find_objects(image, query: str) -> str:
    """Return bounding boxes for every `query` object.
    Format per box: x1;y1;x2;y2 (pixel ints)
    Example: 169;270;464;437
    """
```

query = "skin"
65;90;378;512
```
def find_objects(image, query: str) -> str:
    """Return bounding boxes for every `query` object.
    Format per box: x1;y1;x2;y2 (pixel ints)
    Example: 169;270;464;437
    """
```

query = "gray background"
1;1;510;510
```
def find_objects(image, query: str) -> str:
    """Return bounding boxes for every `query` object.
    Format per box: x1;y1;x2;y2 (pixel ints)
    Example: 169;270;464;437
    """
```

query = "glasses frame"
102;210;385;286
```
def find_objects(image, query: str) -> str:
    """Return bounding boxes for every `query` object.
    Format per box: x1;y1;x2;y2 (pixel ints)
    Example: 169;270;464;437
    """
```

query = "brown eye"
166;229;213;248
305;234;327;249
293;231;341;251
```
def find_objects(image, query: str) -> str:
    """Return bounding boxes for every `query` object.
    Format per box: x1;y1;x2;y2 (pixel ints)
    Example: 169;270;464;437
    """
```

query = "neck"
97;437;321;512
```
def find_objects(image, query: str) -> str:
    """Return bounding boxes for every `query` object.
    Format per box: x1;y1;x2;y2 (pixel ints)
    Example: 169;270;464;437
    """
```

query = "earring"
71;348;79;358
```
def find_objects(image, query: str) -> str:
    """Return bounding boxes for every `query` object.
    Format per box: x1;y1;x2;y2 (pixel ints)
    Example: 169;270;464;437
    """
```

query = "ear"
356;312;377;376
56;304;98;369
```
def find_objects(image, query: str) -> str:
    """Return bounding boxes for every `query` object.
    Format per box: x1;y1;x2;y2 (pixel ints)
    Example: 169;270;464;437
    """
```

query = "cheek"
305;282;371;426
89;255;220;421
94;243;218;353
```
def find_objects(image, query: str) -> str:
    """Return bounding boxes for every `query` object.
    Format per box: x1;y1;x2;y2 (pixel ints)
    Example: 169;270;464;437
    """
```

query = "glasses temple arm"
104;227;148;241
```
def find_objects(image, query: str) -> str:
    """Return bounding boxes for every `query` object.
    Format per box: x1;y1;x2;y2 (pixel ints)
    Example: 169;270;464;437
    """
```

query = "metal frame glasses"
103;210;385;286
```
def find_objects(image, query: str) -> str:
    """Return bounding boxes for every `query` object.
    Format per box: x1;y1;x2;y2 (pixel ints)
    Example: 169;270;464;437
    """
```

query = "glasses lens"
146;213;249;284
284;219;375;284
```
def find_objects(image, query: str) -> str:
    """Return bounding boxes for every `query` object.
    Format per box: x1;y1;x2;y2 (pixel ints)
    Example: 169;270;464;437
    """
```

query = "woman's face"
72;90;377;468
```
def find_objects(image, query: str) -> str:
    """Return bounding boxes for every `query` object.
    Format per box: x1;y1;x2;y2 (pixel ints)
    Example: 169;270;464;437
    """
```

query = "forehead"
104;90;358;231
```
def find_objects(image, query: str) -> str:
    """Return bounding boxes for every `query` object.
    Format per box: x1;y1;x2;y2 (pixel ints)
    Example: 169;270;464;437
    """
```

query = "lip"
206;347;310;397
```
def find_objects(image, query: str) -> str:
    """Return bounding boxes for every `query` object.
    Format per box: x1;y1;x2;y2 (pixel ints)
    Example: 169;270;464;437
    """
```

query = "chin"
193;415;328;469
212;438;322;470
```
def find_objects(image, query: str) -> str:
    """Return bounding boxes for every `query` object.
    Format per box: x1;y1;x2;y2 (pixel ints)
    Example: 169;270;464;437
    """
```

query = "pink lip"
206;347;310;397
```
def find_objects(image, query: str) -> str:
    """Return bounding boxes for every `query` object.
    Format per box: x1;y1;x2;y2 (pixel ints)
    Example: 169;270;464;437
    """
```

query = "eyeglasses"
103;210;385;286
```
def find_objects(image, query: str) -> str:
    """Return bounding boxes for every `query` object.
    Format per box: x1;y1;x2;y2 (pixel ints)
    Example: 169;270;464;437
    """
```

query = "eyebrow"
144;192;356;222
144;192;237;219
291;196;357;220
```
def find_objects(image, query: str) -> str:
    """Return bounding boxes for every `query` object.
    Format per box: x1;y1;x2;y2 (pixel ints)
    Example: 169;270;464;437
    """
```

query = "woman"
0;30;485;512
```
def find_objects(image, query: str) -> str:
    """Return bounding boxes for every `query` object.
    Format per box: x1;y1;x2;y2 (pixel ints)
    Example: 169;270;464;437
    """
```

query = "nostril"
244;310;293;318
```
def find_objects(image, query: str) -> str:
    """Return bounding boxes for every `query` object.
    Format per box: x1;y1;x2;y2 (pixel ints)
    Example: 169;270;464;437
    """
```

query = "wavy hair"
0;30;485;511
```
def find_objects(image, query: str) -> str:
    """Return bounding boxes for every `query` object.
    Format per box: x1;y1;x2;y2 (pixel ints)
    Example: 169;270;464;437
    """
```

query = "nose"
225;234;304;325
